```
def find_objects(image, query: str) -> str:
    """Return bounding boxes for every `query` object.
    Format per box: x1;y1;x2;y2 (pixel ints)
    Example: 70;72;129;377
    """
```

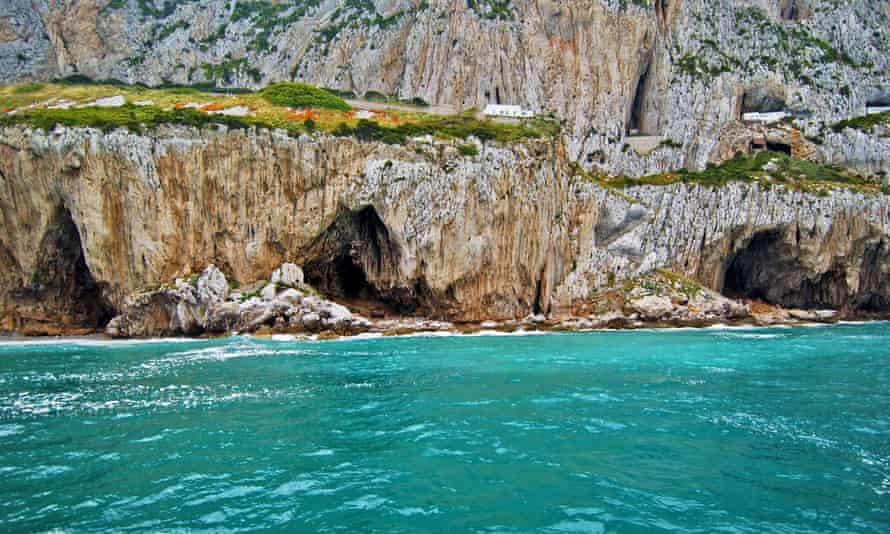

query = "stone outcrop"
1;1;887;177
105;263;371;337
0;124;888;336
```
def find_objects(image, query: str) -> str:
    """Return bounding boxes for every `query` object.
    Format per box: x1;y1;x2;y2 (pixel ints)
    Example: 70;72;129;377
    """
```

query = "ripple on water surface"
0;324;889;531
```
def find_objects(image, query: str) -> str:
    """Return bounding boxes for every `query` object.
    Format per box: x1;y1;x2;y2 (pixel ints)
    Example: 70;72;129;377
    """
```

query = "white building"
742;111;788;124
866;106;890;115
483;104;534;119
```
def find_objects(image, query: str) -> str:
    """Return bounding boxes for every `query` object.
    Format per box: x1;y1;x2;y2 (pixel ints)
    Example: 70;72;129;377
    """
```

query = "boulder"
277;288;304;306
197;265;229;303
271;263;304;288
260;283;278;301
630;295;674;320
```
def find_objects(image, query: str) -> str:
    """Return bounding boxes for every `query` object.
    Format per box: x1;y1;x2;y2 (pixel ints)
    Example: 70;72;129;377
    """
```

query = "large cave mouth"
302;206;417;315
20;205;115;329
627;60;653;135
721;229;849;310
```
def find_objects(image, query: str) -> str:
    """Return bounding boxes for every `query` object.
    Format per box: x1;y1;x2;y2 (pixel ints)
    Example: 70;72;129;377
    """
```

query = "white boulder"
197;265;229;303
271;263;304;287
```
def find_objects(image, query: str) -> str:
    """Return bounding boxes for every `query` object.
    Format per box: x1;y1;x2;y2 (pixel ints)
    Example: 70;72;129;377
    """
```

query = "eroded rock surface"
0;125;888;336
1;1;888;176
105;264;371;337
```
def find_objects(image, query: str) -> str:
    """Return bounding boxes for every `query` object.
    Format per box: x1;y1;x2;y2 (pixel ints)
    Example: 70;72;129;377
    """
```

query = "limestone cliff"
1;124;888;334
1;0;888;177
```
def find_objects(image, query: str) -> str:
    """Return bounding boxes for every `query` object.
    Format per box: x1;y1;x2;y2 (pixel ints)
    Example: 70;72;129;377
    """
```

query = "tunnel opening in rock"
721;229;851;310
302;206;422;316
11;205;115;331
741;90;786;115
627;61;652;135
866;92;890;112
766;141;792;155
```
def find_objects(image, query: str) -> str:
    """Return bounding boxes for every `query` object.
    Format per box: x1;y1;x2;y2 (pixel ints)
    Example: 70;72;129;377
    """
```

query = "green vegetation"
600;151;876;193
332;113;557;145
155;19;189;41
729;6;857;86
310;0;428;56
655;269;703;299
362;91;429;107
260;82;351;111
467;0;513;20
12;83;44;94
0;80;556;145
457;144;479;156
231;0;321;52
201;55;262;84
137;0;195;19
831;111;890;133
0;105;256;134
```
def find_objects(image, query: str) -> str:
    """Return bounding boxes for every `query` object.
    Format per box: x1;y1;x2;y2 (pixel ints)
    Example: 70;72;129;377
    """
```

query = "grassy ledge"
579;151;884;195
0;80;558;144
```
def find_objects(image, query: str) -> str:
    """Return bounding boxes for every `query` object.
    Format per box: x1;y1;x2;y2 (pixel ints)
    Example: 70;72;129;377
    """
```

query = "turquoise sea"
1;324;889;532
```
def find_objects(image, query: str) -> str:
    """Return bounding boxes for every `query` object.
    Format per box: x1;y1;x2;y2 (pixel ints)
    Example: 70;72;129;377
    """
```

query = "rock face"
0;124;888;335
1;0;888;177
105;263;371;337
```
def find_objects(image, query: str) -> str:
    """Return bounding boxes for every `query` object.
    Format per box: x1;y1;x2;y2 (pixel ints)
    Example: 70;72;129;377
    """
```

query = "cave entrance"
627;62;650;135
866;93;890;114
721;229;848;310
739;87;787;120
766;141;792;155
15;205;115;330
302;206;418;316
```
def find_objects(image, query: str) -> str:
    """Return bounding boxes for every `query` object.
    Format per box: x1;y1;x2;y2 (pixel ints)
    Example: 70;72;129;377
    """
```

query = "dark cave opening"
741;89;786;117
721;230;848;310
302;206;422;315
627;62;650;135
15;205;115;329
766;141;792;155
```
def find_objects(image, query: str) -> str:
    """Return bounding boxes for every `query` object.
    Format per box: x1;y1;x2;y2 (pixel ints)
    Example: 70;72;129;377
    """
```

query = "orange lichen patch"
547;36;576;54
199;103;225;112
1;106;12;113
344;111;355;119
174;101;188;109
369;108;386;114
749;299;775;314
285;108;320;120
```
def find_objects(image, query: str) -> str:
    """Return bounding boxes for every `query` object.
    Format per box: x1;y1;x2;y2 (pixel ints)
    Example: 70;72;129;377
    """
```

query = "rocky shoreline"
91;262;859;342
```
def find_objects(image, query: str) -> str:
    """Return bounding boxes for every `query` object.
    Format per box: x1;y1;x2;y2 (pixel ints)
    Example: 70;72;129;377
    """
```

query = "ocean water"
1;324;889;532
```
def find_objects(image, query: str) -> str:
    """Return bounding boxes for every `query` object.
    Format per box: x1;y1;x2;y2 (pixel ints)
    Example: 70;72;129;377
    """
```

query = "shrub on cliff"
260;82;351;111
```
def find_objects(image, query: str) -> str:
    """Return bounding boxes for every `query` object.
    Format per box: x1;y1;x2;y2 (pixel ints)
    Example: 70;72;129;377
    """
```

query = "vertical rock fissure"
627;57;654;135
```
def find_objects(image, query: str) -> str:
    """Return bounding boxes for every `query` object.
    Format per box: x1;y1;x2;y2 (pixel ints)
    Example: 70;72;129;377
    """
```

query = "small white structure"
93;95;126;108
483;104;534;119
742;111;788;124
866;106;890;115
208;105;251;117
354;109;377;119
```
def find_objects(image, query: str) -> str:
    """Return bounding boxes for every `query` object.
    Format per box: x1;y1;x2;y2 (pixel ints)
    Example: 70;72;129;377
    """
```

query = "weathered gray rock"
1;1;887;177
197;265;229;304
103;263;371;337
630;295;674;320
271;263;304;288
